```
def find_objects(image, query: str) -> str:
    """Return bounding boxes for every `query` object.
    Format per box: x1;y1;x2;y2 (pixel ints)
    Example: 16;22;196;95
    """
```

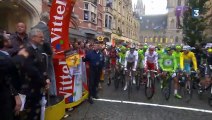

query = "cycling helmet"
157;44;162;48
165;47;171;51
182;45;190;51
208;48;212;53
130;44;136;49
149;45;155;51
120;46;126;52
143;45;148;49
176;45;182;50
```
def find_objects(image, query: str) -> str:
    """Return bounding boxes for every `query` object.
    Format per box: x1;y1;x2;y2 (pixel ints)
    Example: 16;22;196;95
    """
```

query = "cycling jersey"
157;48;164;59
173;51;181;66
138;49;144;68
109;50;118;65
144;51;159;70
159;53;177;72
119;52;126;65
180;51;197;71
124;50;138;70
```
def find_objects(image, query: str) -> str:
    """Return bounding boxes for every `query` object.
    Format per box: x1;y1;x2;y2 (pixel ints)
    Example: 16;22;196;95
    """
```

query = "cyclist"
173;45;182;67
107;46;119;86
159;47;181;98
156;44;164;59
198;48;212;91
144;45;159;73
119;45;127;65
143;45;148;54
123;45;138;90
138;48;144;69
180;45;198;83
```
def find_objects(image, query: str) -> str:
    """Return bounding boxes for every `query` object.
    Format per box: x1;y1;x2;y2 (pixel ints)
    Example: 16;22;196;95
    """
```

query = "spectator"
8;22;28;56
33;12;57;96
19;28;50;120
83;41;104;104
0;34;24;120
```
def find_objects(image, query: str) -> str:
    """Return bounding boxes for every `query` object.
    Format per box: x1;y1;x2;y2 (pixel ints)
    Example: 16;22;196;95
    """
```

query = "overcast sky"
132;0;168;15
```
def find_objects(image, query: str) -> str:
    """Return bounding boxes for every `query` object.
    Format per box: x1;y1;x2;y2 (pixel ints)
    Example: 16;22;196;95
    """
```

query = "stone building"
111;0;140;45
0;0;47;32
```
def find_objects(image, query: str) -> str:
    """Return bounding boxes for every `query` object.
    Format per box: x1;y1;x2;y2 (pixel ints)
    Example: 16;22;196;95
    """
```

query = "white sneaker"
124;84;128;91
133;78;136;84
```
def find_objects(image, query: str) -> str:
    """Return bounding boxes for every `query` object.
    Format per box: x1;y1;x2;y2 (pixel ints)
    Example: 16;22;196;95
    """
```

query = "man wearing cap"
83;41;104;104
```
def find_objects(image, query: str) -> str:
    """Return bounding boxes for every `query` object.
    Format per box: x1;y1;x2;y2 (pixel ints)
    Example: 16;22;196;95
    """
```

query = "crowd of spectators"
0;11;107;119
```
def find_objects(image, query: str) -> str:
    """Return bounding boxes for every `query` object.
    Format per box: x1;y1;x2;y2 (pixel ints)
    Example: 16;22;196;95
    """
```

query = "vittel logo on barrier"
58;59;73;100
51;0;66;43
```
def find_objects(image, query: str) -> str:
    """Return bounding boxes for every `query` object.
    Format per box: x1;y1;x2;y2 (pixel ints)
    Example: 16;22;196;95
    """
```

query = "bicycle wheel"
145;77;155;100
128;79;132;100
184;81;193;102
114;71;120;89
162;77;171;101
136;71;141;90
121;72;125;88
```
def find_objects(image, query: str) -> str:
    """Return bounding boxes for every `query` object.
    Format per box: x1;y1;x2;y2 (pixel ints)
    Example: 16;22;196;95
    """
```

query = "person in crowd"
33;12;57;96
123;44;139;90
19;28;50;120
0;34;28;120
144;45;159;73
8;22;28;56
107;46;119;86
83;41;104;104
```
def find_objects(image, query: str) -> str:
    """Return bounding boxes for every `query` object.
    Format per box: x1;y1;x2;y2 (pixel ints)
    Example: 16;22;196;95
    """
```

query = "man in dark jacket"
7;22;28;56
19;28;50;120
83;42;104;104
33;12;57;96
0;34;25;120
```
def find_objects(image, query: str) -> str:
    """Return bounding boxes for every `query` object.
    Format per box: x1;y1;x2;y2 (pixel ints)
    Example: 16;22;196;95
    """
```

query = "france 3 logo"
192;8;199;18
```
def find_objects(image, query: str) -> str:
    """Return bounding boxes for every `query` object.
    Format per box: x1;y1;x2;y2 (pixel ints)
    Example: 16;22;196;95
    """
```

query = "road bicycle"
144;70;158;100
178;71;195;102
124;68;133;100
135;67;143;90
114;64;125;90
160;71;173;101
197;64;212;106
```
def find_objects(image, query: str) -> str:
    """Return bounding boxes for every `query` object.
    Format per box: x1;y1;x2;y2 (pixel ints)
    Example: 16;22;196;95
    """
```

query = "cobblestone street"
67;81;212;120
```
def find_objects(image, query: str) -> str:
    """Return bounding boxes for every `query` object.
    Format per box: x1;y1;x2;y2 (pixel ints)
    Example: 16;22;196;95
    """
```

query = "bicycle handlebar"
146;70;157;73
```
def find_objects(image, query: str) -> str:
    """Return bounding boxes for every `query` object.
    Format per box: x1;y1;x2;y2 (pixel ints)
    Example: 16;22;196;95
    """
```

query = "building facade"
134;0;145;18
111;0;140;45
204;0;212;41
70;0;103;42
0;0;46;32
166;0;187;45
138;0;186;46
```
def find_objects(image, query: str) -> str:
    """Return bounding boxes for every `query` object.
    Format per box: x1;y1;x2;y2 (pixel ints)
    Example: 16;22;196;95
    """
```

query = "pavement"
66;80;212;120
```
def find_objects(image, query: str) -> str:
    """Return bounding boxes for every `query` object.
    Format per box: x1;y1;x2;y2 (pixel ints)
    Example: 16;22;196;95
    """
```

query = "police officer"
83;41;104;104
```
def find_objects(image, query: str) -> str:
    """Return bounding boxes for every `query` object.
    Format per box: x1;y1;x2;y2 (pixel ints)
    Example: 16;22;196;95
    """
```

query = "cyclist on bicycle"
144;45;159;73
156;44;164;59
180;45;198;82
173;45;182;66
159;47;181;98
124;45;138;90
119;45;127;65
198;48;212;91
107;46;119;85
143;45;148;54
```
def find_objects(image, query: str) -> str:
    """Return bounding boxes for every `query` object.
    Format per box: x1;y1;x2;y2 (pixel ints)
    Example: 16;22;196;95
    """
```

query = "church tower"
135;0;145;17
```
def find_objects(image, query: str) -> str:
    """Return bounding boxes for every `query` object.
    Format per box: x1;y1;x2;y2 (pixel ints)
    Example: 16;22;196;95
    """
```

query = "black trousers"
0;90;14;120
20;94;42;120
89;67;101;98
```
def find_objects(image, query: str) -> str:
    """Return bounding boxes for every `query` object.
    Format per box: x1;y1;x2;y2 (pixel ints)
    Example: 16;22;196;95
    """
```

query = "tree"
182;0;211;46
